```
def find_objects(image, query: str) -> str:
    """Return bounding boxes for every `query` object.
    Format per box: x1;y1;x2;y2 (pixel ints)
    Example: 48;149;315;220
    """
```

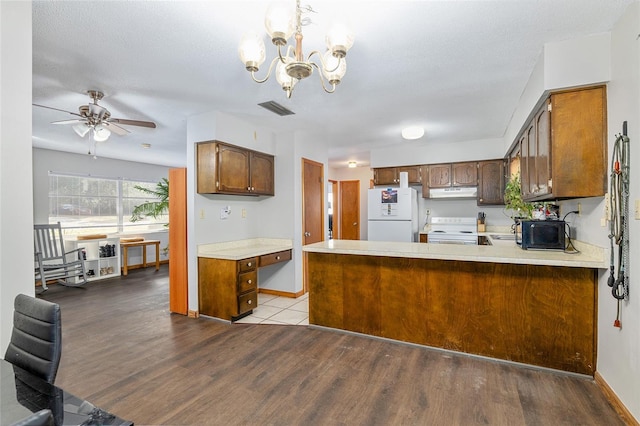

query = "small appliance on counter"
516;219;566;250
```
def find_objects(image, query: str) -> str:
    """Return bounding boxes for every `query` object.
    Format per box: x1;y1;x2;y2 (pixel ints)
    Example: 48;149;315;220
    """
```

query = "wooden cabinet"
198;256;258;321
198;249;292;321
452;161;478;186
422;161;478;198
514;85;606;202
373;165;421;185
197;140;275;196
477;160;505;205
426;164;451;188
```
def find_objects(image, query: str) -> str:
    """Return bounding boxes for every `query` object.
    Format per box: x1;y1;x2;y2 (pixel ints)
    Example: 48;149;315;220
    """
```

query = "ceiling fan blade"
103;121;130;136
51;119;85;125
109;118;156;129
33;103;83;117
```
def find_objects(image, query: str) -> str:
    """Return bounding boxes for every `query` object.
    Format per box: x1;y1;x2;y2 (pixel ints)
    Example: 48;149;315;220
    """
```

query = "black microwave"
517;220;566;250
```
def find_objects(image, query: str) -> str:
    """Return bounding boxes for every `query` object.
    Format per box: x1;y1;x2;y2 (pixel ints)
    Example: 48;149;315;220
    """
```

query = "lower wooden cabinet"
198;249;292;321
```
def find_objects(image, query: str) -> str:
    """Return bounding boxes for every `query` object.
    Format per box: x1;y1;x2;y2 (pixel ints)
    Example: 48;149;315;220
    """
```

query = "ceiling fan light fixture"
93;124;111;142
402;126;425;140
72;123;91;138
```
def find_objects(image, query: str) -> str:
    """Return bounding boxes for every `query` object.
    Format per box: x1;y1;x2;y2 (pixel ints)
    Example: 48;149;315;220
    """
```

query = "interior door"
302;158;324;294
329;180;338;239
168;168;188;315
302;158;324;246
339;180;360;240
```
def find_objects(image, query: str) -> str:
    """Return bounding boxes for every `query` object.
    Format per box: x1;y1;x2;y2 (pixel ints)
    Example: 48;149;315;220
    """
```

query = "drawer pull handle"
247;299;252;305
276;256;280;260
247;279;252;284
247;262;252;267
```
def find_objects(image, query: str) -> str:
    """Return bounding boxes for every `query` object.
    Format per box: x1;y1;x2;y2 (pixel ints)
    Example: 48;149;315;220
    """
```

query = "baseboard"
187;310;199;318
258;288;305;298
594;371;639;425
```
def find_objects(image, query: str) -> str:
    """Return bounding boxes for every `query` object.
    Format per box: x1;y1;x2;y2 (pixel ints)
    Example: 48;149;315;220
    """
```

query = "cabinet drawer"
259;250;292;267
238;270;257;294
238;257;257;273
238;291;257;315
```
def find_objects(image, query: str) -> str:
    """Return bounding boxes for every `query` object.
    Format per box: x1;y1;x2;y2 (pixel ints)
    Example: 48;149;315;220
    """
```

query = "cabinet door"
521;123;537;198
477;160;505;205
373;168;398;185
218;144;250;194
427;164;452;188
250;151;275;195
550;86;606;199
534;101;551;197
452;162;478;186
397;166;422;184
196;142;218;194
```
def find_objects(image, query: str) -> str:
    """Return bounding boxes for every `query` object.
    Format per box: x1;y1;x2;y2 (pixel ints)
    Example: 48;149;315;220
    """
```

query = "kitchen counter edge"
198;238;293;260
302;239;606;269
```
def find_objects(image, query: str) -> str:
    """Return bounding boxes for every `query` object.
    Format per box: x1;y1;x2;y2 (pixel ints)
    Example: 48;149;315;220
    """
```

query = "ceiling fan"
33;90;156;142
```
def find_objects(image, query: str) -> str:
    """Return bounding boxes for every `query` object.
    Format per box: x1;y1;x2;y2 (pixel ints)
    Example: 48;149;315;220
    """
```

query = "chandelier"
238;0;354;98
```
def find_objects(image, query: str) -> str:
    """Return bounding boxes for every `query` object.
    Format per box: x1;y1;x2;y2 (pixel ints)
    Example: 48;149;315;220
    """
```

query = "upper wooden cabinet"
477;160;505;205
452;162;478;186
426;164;451;188
422;162;478;198
373;165;421;185
197;141;275;196
514;85;606;202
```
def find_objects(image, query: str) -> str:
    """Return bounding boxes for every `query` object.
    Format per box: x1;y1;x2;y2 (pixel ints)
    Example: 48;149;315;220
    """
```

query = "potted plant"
504;172;533;221
130;178;169;223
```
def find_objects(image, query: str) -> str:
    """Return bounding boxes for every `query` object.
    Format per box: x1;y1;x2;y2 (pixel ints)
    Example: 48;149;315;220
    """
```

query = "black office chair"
10;409;54;426
4;294;62;384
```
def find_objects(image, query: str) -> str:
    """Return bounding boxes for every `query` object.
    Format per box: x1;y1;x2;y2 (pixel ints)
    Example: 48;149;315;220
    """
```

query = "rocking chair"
34;222;87;292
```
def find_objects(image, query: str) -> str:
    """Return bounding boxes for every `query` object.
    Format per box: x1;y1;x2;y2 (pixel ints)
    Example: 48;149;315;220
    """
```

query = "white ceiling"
32;0;634;169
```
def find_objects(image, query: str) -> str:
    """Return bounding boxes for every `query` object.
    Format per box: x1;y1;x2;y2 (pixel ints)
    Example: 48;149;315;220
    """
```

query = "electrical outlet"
242;208;247;218
635;200;640;220
199;209;205;219
577;203;581;216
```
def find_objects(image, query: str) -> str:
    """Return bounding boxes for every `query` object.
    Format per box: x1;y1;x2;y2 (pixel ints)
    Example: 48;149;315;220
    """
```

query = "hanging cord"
607;122;630;328
562;211;580;254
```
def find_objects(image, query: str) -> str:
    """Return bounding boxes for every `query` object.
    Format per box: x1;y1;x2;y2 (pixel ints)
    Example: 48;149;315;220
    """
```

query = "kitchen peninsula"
303;238;606;375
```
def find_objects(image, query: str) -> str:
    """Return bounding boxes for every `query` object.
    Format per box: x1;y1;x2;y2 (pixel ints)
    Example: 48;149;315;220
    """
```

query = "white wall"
594;3;639;420
32;148;171;264
0;2;34;355
370;137;505;168
186;111;306;312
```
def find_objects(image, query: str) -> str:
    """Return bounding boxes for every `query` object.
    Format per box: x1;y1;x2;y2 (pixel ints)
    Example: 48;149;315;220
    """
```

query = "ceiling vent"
258;101;295;116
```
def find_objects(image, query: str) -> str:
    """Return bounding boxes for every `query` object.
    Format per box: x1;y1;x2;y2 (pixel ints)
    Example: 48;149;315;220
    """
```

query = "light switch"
242;208;247;218
635;200;640;220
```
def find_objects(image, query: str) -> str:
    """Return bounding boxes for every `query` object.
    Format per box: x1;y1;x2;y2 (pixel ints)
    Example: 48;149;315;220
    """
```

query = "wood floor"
40;266;624;425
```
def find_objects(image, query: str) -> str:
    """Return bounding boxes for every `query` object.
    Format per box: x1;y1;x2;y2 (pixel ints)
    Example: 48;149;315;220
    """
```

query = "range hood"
429;187;477;199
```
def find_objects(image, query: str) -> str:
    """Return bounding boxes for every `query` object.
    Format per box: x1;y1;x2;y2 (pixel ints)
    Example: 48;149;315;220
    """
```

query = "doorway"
328;180;338;239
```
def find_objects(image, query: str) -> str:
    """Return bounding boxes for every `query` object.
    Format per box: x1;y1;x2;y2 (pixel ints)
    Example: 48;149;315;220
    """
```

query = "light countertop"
198;238;293;260
302;237;607;269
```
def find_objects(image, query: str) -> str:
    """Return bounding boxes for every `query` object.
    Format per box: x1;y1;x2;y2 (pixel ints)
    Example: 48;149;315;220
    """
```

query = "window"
49;172;167;235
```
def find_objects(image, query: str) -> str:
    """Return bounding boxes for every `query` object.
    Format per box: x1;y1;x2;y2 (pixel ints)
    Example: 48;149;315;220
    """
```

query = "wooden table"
120;239;160;276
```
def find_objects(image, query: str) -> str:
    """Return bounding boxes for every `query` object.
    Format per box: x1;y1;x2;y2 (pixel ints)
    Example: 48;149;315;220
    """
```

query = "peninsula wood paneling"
307;253;597;375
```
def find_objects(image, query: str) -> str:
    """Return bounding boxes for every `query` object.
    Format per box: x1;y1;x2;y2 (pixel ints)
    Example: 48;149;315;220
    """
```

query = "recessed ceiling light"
348;161;357;168
141;143;151;149
401;126;424;140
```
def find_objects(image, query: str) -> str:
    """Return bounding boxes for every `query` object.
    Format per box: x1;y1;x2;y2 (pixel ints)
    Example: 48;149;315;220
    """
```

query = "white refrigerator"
367;187;418;242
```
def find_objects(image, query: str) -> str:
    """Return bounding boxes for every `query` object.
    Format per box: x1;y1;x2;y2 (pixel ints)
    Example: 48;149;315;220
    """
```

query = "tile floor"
235;292;309;325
